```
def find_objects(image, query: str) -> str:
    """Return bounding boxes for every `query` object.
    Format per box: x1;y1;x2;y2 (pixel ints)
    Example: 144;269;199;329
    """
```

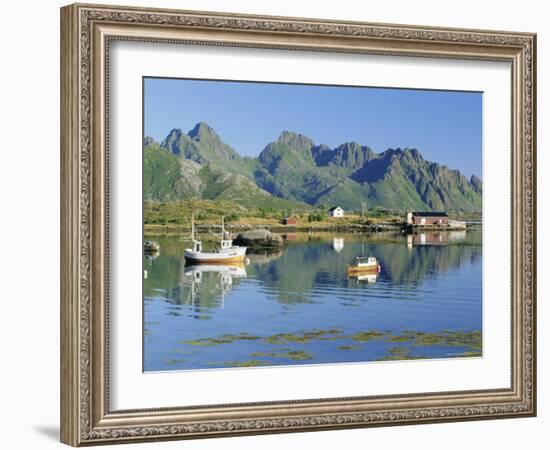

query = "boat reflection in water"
351;272;378;284
346;255;380;284
407;230;468;248
346;242;380;284
182;262;247;308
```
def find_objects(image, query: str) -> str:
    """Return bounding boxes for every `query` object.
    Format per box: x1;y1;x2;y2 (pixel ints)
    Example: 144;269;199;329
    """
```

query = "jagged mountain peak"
165;128;184;138
160;128;188;156
143;136;158;147
403;147;422;159
188;122;219;140
312;141;375;170
277;130;315;150
147;123;482;212
470;174;483;194
334;141;363;150
159;122;244;167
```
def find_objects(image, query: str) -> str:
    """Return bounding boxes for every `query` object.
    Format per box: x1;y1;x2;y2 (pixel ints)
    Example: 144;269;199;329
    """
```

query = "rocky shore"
144;221;479;237
233;228;284;248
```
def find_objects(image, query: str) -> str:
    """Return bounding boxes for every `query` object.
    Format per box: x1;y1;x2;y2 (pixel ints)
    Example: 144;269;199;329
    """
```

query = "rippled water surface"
144;231;482;371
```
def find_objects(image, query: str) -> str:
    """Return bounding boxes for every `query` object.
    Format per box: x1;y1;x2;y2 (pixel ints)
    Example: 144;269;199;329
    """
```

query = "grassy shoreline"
143;199;481;236
144;222;480;237
144;221;403;236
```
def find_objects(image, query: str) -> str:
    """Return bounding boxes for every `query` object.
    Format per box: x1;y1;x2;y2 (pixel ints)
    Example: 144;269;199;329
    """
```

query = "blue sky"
144;77;482;178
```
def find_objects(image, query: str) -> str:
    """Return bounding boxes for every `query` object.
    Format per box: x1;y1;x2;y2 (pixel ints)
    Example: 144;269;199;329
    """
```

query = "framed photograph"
60;3;536;446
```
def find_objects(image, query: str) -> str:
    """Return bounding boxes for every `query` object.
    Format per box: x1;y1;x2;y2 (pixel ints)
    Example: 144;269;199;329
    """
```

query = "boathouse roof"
411;211;448;217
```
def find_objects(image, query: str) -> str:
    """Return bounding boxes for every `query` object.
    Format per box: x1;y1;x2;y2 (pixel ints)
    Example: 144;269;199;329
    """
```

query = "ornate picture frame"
60;3;536;446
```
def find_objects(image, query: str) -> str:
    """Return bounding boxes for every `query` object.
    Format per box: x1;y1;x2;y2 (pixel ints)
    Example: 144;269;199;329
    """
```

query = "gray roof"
412;211;448;217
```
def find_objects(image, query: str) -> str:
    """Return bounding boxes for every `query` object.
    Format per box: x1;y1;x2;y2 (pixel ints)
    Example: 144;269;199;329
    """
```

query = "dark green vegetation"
180;333;261;346
337;345;361;351
177;327;481;366
377;330;483;361
172;327;481;354
351;330;387;342
378;347;425;361
209;360;266;368
263;329;343;344
250;350;314;361
144;122;482;212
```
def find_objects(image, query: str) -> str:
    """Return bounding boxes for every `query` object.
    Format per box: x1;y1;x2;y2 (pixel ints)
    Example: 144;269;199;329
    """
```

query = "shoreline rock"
234;228;283;248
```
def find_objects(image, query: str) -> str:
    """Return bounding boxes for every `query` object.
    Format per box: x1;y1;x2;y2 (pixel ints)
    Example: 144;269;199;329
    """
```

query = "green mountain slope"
144;136;307;210
144;123;482;212
161;122;256;177
143;143;183;201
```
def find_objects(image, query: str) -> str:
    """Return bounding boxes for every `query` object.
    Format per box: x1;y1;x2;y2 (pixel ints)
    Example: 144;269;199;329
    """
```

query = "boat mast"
220;216;232;249
191;213;194;241
191;212;202;253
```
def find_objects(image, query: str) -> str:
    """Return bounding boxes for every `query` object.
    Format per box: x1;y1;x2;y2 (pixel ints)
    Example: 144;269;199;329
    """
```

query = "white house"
328;206;344;218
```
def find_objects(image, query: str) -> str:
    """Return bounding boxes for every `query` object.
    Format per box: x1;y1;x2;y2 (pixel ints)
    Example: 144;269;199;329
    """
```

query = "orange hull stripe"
347;266;379;274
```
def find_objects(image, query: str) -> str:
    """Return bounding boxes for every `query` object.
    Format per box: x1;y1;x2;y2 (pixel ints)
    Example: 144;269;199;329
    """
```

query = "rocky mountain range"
144;122;482;212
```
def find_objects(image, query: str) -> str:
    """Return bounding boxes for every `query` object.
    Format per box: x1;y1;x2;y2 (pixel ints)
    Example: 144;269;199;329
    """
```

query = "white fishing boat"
347;244;381;277
347;256;381;276
184;216;247;264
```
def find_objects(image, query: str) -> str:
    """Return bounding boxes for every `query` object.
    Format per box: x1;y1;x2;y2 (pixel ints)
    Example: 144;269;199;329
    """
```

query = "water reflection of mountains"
143;232;481;309
253;234;481;304
143;245;282;310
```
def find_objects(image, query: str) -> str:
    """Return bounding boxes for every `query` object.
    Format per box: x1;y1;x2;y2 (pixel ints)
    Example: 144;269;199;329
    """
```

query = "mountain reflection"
143;231;482;311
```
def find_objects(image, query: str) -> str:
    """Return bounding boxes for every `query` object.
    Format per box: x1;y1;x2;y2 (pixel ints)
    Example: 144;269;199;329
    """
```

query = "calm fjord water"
144;231;482;371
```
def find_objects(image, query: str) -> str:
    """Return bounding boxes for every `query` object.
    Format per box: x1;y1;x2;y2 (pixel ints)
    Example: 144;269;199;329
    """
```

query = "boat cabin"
221;239;233;250
356;256;377;267
192;240;203;253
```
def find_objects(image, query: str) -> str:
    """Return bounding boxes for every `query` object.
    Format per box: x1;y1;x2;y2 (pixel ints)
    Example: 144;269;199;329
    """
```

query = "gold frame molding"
60;3;537;446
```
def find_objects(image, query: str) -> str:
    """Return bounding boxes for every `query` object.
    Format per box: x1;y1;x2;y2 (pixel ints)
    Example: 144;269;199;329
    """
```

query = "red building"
282;216;297;225
406;211;449;226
